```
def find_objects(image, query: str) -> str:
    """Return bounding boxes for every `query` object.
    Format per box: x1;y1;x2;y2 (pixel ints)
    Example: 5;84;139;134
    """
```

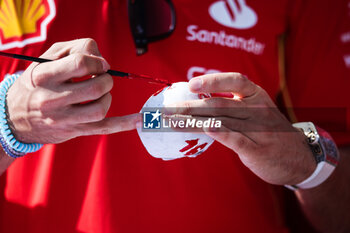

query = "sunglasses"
128;0;176;55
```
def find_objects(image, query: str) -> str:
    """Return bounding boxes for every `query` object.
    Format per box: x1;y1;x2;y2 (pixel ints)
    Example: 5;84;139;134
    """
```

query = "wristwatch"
285;122;340;190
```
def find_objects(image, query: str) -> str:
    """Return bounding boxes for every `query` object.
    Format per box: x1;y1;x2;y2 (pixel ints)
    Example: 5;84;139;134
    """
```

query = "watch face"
290;123;339;190
320;136;340;166
310;143;324;164
294;123;340;166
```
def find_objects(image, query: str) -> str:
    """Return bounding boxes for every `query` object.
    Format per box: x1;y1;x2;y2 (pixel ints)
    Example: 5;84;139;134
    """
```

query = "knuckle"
235;136;247;148
95;121;114;135
42;42;64;60
31;66;48;86
230;72;245;82
221;131;232;143
88;82;105;99
38;101;49;112
180;102;191;115
82;38;100;55
35;93;52;112
92;103;108;121
48;42;62;52
104;75;114;91
84;38;97;47
239;73;249;80
73;53;89;73
237;74;248;84
229;72;244;79
212;74;221;84
42;117;58;127
105;93;112;107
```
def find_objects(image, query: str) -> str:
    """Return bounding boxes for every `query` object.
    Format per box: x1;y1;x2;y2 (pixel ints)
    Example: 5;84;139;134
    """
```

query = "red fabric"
0;0;348;232
285;0;350;145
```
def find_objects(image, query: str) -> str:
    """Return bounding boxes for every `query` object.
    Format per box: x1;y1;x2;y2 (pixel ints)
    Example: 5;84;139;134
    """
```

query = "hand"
171;73;316;185
6;38;139;144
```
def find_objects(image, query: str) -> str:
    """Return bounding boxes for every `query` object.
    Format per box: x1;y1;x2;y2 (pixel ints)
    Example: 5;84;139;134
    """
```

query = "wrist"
0;74;43;158
288;135;317;185
285;122;340;191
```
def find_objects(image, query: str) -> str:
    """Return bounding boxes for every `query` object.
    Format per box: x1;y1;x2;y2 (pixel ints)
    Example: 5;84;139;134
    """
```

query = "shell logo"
0;0;56;50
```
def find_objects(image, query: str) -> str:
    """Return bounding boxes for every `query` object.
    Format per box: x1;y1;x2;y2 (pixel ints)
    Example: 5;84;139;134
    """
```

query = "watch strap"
285;122;339;191
285;161;336;191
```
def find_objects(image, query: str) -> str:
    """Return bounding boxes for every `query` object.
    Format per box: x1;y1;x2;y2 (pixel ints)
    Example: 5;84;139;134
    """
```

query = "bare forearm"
296;146;350;233
0;149;15;176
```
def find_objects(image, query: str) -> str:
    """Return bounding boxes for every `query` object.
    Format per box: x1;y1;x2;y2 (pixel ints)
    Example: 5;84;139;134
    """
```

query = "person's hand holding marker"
6;39;139;145
169;73;316;186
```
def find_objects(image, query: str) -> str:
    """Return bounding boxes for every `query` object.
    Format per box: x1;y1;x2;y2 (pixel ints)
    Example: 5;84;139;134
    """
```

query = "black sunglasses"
128;0;176;55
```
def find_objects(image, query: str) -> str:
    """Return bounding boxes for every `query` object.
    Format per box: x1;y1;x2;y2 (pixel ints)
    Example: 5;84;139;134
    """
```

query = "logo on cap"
0;0;56;50
209;0;257;29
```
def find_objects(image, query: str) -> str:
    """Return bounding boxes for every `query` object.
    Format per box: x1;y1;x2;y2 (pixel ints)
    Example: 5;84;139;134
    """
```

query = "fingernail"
189;78;202;91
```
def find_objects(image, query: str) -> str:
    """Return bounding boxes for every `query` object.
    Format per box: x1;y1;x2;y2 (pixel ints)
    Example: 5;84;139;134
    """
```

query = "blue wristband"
0;74;43;158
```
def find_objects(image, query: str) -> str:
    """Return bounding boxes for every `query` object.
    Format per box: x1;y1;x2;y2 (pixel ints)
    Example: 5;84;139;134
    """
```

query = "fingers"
31;38;110;86
204;125;256;154
189;72;259;97
64;73;113;104
42;38;103;60
64;93;112;124
31;53;110;85
219;116;272;133
7;39;138;145
165;97;249;119
78;113;140;136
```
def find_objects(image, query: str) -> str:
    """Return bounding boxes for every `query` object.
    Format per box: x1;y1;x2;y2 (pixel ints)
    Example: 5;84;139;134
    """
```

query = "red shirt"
0;0;349;232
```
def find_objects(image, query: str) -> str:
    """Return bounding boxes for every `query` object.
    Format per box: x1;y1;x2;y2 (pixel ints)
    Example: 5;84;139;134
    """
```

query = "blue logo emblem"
143;109;162;129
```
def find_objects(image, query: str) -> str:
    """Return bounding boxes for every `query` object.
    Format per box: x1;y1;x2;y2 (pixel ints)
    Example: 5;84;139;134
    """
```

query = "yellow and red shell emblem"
0;0;56;50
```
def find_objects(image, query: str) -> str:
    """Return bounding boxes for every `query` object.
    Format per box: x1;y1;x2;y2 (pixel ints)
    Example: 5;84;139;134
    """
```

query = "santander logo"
209;0;257;29
184;0;264;55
